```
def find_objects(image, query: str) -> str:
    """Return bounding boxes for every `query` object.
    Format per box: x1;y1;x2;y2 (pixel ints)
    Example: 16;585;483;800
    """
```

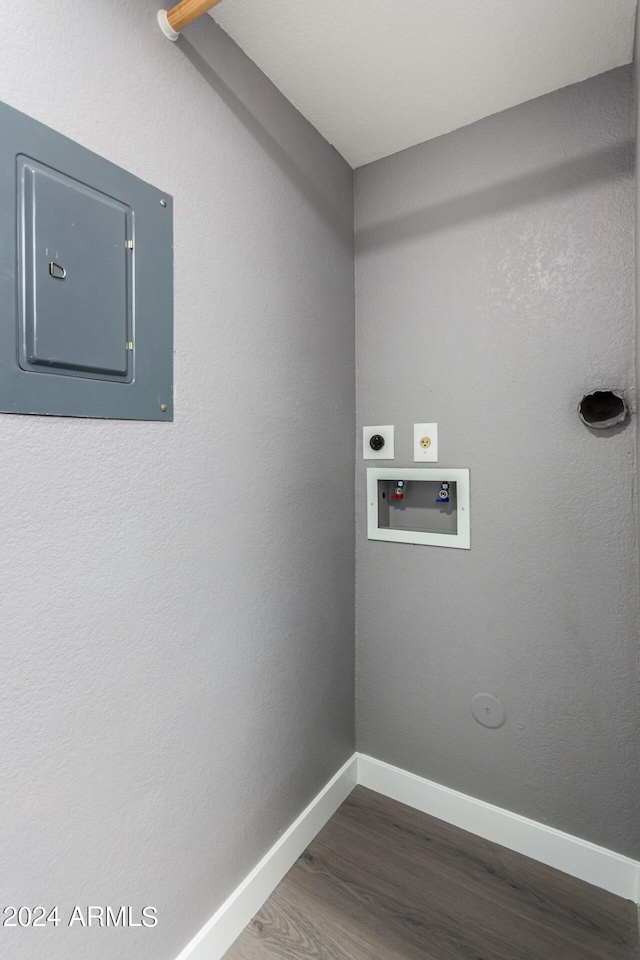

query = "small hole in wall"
578;390;628;429
382;492;386;498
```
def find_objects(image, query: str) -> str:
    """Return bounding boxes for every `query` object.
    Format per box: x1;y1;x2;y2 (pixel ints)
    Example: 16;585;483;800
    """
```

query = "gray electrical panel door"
0;100;173;420
19;158;133;381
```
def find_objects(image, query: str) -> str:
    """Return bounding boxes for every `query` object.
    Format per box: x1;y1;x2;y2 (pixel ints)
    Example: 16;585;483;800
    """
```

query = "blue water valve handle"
437;482;449;503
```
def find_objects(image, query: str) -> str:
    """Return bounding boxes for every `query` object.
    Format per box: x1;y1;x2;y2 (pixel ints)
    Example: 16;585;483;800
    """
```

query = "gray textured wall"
355;66;640;857
0;3;354;959
635;5;640;760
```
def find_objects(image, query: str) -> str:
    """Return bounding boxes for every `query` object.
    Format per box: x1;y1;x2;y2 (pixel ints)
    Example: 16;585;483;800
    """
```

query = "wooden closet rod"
158;0;224;40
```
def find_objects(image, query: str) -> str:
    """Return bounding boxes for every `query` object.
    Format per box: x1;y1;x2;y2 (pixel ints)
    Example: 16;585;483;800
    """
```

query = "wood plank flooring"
225;785;638;960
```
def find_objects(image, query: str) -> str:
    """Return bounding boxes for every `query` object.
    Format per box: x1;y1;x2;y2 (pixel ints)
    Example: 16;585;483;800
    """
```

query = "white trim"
175;751;640;960
357;754;640;903
174;754;358;960
366;467;470;549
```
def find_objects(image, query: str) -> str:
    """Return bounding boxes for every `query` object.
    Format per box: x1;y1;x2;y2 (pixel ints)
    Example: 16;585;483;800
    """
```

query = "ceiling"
211;0;636;168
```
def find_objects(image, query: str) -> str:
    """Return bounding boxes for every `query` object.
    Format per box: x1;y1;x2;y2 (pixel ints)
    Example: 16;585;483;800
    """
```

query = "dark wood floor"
225;785;639;960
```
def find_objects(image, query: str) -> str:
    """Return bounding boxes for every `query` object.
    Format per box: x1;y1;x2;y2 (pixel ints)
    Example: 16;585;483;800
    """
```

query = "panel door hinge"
126;341;133;351
125;240;133;249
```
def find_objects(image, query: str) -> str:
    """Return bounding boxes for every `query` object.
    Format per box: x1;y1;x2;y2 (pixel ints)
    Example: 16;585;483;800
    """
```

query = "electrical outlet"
414;423;438;462
363;425;394;459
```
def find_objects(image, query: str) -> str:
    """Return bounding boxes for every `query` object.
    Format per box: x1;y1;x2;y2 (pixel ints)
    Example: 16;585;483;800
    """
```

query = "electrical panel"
0;99;173;420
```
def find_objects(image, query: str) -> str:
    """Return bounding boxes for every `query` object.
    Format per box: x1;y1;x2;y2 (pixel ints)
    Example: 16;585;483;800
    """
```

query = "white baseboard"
175;750;640;960
358;754;640;903
174;753;358;960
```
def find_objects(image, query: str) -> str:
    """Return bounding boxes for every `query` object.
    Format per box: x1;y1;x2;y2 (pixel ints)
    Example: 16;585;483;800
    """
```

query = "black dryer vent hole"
578;390;627;428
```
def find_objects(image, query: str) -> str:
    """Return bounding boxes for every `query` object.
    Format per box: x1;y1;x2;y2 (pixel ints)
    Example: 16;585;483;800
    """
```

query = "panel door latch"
48;261;66;280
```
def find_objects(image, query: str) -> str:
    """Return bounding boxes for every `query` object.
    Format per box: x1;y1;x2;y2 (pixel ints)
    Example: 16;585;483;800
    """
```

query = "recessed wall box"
367;467;470;548
0;99;173;420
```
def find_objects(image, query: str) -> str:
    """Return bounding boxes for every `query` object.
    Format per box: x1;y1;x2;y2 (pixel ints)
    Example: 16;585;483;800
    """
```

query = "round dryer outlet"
470;693;506;729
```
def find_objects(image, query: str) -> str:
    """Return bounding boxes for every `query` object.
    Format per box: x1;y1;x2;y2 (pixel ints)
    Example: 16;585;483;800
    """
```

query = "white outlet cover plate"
363;425;394;459
414;423;438;462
